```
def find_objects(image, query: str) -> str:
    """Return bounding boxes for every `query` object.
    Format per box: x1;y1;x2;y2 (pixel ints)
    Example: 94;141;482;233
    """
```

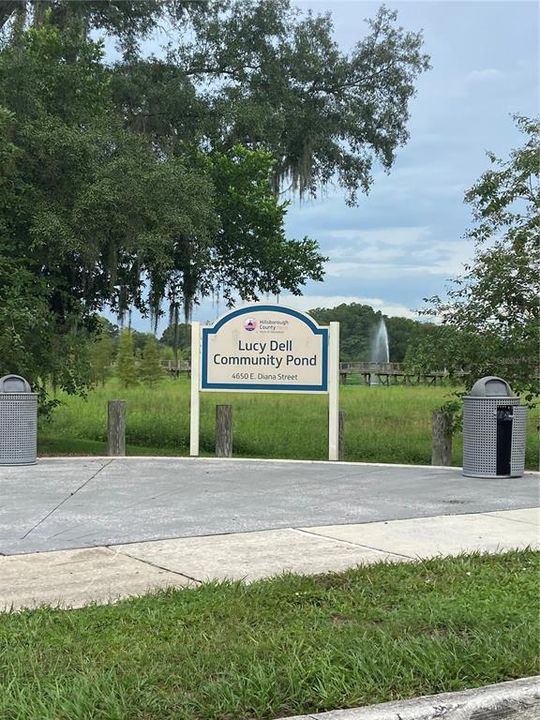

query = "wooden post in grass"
216;405;233;458
338;410;345;461
431;410;452;466
108;400;126;456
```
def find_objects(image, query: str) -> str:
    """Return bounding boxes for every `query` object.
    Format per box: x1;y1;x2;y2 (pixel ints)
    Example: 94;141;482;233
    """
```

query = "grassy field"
1;551;538;720
38;378;539;467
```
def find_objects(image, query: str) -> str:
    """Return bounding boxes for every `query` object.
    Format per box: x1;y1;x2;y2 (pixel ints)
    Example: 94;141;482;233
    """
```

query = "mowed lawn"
1;552;539;720
39;378;539;467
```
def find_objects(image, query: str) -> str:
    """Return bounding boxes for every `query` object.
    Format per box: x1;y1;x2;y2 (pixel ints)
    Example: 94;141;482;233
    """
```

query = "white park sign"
203;305;328;391
190;304;340;459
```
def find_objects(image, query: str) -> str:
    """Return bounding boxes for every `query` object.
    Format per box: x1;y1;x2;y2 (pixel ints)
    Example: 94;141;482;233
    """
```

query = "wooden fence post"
216;405;233;457
338;410;345;461
108;400;126;456
431;410;452;466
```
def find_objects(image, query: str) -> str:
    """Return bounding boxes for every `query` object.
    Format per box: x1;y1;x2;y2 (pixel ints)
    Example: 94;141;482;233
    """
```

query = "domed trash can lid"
0;375;33;393
467;376;514;398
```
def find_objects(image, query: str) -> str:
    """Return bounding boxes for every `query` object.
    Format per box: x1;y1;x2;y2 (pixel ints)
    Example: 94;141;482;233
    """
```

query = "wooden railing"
161;360;190;376
338;362;455;386
159;360;464;384
340;362;405;374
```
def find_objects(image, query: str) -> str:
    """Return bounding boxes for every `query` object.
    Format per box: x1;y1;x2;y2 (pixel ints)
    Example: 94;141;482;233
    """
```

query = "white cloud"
465;68;506;84
323;225;473;279
278;295;418;320
328;226;432;248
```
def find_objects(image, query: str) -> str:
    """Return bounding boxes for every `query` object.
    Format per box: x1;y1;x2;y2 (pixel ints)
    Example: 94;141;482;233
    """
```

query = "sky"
125;0;539;331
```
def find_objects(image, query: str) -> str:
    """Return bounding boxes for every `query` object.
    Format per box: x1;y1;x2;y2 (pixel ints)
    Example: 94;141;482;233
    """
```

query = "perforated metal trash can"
463;376;527;478
0;375;38;465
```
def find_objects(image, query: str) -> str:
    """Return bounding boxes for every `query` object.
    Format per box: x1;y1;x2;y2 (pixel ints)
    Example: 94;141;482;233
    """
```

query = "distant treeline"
308;304;430;363
154;303;448;365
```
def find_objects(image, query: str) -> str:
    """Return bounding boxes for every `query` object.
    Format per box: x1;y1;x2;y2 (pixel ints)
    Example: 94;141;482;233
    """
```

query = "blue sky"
275;0;539;320
125;1;539;330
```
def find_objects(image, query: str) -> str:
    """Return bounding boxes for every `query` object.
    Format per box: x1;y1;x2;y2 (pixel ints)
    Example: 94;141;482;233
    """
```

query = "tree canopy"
0;1;430;396
160;323;191;352
2;1;430;203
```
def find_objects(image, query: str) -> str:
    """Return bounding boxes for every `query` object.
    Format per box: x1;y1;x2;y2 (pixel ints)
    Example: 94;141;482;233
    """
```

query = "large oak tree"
0;1;430;395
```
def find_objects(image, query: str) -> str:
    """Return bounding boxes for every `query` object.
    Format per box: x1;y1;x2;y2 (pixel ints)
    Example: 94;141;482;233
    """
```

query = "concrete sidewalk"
1;457;539;555
1;507;538;611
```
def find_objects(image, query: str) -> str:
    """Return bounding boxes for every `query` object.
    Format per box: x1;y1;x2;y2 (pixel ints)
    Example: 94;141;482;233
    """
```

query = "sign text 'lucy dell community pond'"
201;305;328;391
190;305;340;459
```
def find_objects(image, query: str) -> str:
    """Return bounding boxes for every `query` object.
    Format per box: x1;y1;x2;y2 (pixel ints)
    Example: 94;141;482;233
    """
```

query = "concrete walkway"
0;457;538;610
1;505;538;611
1;457;538;555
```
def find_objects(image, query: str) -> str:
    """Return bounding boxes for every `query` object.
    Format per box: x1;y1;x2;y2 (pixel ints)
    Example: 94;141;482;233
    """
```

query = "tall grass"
39;378;539;467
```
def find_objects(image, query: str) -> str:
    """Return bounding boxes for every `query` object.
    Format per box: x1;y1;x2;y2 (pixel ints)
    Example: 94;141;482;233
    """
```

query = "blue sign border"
201;305;328;392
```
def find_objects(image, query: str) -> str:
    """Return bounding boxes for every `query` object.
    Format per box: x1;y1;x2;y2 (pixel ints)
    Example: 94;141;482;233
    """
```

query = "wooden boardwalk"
162;360;459;385
161;361;190;377
339;362;455;386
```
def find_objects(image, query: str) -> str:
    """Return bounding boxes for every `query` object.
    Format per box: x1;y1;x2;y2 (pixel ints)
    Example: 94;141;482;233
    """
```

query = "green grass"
1;551;538;720
37;437;173;456
39;378;539;467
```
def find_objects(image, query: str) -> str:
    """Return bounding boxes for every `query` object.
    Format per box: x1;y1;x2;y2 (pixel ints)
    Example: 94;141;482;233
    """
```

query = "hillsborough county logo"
244;318;257;331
